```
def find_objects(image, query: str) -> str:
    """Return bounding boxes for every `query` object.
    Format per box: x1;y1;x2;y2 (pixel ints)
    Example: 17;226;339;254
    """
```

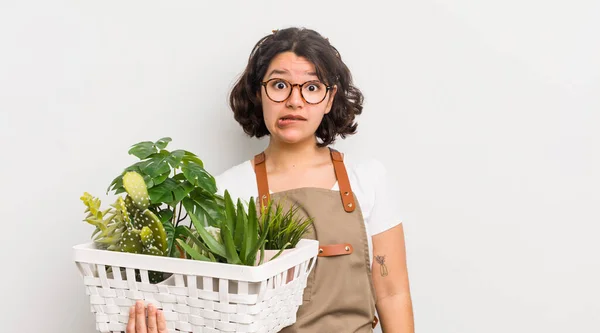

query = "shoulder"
214;159;256;202
342;152;401;235
346;155;386;176
343;153;388;194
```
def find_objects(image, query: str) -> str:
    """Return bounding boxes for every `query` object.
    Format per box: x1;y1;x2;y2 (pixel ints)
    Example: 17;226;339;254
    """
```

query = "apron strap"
253;152;270;209
253;148;356;212
318;243;354;257
329;148;356;212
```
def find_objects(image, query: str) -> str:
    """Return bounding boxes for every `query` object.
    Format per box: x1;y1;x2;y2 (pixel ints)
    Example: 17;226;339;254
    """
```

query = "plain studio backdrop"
1;0;598;332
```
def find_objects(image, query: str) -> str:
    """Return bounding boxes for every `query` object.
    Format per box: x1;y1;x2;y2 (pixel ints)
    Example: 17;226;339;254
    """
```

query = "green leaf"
148;178;178;203
247;222;268;265
208;252;217;262
234;199;246;251
106;173;124;194
243;198;259;263
154;137;172;150
172;173;187;181
182;151;204;168
137;151;171;178
167;150;186;168
172;181;195;204
143;173;154;188
221;224;242;265
181;161;216;193
176;239;211;261
189;213;227;258
258;244;265;265
246;199;272;262
128;141;156;160
163;220;175;246
157;210;174;224
152;171;170;187
184;190;225;227
179;226;214;257
270;244;290;261
124;164;143;173
167;224;188;258
224;191;236;237
146;178;193;206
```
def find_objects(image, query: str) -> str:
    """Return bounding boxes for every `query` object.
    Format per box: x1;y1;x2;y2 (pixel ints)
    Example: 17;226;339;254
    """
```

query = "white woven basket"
73;239;319;333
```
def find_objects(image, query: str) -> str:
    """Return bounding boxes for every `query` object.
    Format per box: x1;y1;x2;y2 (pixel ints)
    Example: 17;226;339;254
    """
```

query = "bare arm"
372;223;415;333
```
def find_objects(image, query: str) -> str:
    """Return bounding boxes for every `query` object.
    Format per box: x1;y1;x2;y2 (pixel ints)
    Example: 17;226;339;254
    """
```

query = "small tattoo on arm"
375;255;388;277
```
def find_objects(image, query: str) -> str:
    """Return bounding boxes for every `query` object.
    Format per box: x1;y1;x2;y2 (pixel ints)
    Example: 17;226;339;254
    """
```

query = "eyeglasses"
261;78;332;104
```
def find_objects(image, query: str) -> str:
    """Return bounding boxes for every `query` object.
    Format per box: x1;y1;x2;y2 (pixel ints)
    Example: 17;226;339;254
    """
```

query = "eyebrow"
267;69;319;79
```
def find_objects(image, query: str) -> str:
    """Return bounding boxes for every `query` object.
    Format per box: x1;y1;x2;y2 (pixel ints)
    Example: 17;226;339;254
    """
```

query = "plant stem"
176;201;183;227
172;169;178;227
172;204;178;227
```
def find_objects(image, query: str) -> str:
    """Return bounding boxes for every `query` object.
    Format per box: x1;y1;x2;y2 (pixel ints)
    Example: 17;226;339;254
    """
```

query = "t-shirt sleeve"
366;159;403;236
213;160;257;207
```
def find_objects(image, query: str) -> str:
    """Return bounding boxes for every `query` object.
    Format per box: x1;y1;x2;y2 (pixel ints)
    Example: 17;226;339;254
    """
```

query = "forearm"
376;291;414;333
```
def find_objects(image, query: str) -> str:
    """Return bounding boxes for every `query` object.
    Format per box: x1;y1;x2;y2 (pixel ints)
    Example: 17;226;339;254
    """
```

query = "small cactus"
115;196;133;228
117;229;143;254
81;171;169;283
123;171;150;210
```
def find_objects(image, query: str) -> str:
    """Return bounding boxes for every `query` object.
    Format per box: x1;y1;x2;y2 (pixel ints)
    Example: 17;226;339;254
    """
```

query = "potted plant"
257;199;313;262
80;137;225;282
74;137;319;333
174;191;313;267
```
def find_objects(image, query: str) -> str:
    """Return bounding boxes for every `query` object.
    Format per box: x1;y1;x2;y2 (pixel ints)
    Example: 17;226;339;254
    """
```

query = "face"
260;51;337;145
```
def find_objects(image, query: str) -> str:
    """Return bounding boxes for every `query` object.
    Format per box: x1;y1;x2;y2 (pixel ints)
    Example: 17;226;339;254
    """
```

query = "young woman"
127;27;414;333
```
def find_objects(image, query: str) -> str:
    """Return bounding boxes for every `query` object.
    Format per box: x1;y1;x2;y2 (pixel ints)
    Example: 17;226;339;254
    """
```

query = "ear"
324;85;338;114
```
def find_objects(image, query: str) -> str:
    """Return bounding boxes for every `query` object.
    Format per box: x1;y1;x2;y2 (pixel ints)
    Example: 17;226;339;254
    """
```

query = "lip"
277;114;306;127
279;114;307;121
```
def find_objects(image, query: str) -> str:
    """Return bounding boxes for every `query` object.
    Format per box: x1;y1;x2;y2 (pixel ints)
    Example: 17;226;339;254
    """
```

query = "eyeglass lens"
264;79;327;104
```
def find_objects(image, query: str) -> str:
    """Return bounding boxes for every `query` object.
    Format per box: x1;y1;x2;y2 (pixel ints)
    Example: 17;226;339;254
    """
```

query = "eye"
306;84;320;92
270;80;288;90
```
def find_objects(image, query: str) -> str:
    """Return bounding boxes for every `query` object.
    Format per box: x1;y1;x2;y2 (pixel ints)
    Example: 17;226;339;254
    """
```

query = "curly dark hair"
229;27;364;147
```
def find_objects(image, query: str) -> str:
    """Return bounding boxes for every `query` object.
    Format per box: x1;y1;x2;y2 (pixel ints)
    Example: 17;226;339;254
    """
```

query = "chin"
273;132;314;145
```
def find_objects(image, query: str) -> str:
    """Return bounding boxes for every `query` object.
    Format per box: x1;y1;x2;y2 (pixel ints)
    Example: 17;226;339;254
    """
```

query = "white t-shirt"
214;154;402;266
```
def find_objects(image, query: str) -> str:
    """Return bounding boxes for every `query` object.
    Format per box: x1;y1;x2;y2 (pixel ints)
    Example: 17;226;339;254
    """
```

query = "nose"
286;85;304;109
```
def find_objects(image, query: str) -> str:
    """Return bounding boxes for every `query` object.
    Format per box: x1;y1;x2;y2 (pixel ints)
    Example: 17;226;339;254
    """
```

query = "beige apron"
254;148;379;332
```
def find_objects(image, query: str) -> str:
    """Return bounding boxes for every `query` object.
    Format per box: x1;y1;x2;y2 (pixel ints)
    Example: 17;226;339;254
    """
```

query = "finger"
146;303;157;333
126;306;135;333
135;300;147;333
157;310;168;333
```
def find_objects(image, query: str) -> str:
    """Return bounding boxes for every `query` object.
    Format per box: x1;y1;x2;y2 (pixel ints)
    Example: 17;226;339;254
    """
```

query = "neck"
264;136;328;171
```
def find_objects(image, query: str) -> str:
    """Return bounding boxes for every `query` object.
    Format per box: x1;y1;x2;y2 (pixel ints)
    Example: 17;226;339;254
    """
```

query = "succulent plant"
81;171;169;282
80;137;230;282
176;190;267;265
120;171;168;254
258;198;314;251
176;191;314;266
82;172;168;255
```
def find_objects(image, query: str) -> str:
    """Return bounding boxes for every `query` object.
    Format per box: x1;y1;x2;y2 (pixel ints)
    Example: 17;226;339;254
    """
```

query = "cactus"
81;171;169;282
123;171;150;210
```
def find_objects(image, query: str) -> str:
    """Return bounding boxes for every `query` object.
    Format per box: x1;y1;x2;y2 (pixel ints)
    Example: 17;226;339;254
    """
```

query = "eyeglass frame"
260;78;333;105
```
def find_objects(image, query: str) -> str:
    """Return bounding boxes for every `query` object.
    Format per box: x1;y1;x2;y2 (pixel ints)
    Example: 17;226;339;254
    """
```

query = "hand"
126;300;167;333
